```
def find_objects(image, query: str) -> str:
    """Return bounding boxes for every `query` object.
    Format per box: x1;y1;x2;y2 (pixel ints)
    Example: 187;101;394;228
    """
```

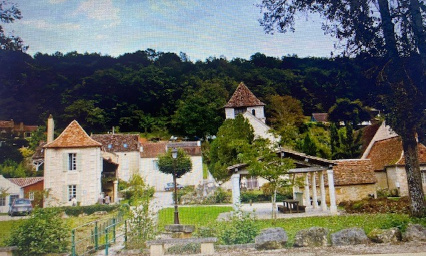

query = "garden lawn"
157;206;233;230
0;220;24;246
258;213;426;245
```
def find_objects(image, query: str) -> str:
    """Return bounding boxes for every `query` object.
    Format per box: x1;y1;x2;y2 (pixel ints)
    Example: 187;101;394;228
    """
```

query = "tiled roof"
92;134;140;152
0;120;14;128
224;82;265;108
8;177;44;187
44;120;101;148
140;141;202;158
360;122;381;155
32;142;46;159
367;137;404;170
311;113;328;122
396;143;426;165
333;159;377;185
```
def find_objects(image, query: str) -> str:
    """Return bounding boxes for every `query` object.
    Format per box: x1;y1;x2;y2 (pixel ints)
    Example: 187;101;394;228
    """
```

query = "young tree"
0;1;27;51
157;148;192;224
241;139;294;220
259;0;426;217
328;98;371;128
208;115;255;182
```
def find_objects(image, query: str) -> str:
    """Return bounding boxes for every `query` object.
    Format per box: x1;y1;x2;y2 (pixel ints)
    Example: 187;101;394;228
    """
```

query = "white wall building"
44;120;103;207
140;141;203;191
0;175;22;213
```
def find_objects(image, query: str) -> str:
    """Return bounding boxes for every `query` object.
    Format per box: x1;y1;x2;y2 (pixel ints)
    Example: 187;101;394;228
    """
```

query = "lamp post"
171;148;180;224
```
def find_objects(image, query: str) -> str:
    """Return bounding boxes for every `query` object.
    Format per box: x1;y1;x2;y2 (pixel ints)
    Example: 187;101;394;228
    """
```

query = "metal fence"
71;212;127;256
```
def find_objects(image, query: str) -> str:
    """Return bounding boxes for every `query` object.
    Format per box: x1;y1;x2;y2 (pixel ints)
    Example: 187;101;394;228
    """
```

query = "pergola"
227;148;338;214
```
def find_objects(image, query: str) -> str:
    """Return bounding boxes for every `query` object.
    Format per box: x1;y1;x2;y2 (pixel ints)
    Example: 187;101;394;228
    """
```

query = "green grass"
0;220;24;246
157;206;233;230
203;164;208;179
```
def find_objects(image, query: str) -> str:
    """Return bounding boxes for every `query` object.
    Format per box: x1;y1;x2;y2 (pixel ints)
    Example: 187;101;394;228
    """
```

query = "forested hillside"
0;49;382;137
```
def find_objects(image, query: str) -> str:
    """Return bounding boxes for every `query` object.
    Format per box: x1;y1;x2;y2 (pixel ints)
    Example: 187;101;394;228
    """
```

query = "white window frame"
0;195;5;206
68;185;77;201
29;191;35;201
68;153;77;171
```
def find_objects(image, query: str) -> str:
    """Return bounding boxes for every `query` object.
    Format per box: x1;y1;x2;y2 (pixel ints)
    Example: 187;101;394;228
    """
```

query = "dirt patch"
339;197;410;214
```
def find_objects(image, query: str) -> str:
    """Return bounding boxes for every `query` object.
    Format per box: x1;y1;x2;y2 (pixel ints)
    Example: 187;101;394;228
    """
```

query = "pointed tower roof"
44;120;101;148
224;82;265;108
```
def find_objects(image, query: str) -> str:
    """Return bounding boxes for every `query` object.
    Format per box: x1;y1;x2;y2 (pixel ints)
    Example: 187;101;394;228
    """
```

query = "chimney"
47;114;54;143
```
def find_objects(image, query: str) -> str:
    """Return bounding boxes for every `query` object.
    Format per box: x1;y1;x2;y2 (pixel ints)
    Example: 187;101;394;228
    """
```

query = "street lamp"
171;148;180;224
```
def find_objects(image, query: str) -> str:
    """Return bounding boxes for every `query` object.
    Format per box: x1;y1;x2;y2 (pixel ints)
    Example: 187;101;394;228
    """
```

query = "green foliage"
213;187;231;204
331;123;362;159
0;1;27;51
219;209;259;245
0;159;27;178
167;243;200;254
8;208;70;255
124;174;155;206
157;148;192;178
60;204;119;216
328;98;371;128
27;126;46;150
209;115;255;182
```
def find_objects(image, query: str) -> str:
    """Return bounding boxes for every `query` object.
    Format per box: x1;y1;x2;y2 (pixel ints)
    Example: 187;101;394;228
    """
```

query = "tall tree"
0;1;27;51
259;0;426;217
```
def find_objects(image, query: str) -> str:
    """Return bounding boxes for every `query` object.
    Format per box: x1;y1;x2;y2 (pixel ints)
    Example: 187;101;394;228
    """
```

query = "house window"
153;160;159;170
422;172;426;184
252;109;256;116
0;195;5;206
234;107;246;116
29;192;35;201
68;153;77;171
68;185;77;201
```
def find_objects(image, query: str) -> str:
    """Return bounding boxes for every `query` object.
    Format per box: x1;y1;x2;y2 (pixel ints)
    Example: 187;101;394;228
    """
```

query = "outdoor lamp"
172;148;178;159
171;147;179;224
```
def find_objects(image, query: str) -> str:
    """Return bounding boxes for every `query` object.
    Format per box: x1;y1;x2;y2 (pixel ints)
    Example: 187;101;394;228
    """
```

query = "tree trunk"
377;0;399;58
408;0;426;70
272;186;277;220
401;130;426;217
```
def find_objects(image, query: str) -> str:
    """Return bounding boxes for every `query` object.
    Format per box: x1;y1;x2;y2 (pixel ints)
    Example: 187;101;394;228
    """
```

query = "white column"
231;173;241;210
304;173;311;207
113;180;118;203
320;171;327;211
327;169;338;214
311;172;318;209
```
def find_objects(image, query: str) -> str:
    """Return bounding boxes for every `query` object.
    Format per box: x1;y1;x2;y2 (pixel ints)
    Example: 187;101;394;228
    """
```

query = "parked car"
164;182;184;191
8;198;33;216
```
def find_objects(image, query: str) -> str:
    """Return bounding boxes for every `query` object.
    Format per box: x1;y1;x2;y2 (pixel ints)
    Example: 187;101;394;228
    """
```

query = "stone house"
8;177;44;208
311;113;328;123
0;175;22;213
224;82;278;143
43;120;103;207
91;134;141;182
0;119;38;138
140;141;203;191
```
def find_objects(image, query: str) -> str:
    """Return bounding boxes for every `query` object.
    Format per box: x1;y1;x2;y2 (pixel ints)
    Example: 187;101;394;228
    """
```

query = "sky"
5;0;338;61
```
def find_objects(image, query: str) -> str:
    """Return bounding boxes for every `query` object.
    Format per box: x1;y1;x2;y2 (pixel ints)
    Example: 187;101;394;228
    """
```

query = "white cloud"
75;0;120;25
22;20;80;31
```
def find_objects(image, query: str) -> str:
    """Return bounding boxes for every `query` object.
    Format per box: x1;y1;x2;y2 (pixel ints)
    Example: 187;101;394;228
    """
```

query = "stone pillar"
320;171;327;211
231;173;241;210
327;169;338;214
311;172;318;209
304;173;311;207
113;180;118;203
47;114;54;143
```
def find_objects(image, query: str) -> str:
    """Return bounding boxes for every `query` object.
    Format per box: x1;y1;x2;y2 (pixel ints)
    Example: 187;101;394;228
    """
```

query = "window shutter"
63;153;68;172
63;185;68;203
76;185;81;203
77;153;82;172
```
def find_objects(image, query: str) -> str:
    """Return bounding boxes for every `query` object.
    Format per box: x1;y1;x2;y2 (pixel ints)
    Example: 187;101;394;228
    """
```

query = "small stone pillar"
320;171;327;211
113;180;118;203
231;173;241;210
311;172;318;209
165;224;195;238
327;169;338;214
304;173;311;208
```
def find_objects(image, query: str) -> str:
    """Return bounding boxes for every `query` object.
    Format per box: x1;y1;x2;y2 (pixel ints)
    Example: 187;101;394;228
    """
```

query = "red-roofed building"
0;119;38;138
140;141;203;191
8;177;44;208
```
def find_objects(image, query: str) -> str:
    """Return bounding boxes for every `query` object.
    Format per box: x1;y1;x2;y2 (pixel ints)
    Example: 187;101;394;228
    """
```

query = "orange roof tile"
224;82;265;108
333;159;377;185
366;137;403;171
44;120;101;148
8;177;44;187
140;141;202;158
396;143;426;165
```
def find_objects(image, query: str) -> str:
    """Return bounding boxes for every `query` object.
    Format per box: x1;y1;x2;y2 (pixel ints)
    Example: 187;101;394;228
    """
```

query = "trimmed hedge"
240;191;291;203
59;204;120;216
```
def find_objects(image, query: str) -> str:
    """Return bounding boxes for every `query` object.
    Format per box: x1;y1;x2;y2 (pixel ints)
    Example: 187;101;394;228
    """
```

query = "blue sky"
5;0;338;61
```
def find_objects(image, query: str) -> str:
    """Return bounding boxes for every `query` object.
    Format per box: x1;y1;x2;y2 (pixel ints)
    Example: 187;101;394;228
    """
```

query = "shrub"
214;187;231;204
219;209;259;245
167;243;200;254
8;208;70;255
175;185;195;203
61;204;119;216
261;183;292;197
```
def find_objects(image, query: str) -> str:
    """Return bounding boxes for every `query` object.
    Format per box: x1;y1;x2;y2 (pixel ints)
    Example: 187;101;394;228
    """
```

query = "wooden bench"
146;237;217;256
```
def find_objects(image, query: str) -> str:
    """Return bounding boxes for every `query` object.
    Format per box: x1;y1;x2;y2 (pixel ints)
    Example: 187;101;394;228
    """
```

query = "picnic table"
277;199;306;213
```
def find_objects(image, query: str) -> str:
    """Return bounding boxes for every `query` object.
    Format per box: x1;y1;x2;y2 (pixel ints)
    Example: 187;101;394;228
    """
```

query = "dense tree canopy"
0;1;27;51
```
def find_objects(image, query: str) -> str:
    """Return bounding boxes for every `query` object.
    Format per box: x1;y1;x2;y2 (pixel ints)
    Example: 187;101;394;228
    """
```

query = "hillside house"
0;119;38;138
140;141;203;191
43;120;103;207
224;82;278;143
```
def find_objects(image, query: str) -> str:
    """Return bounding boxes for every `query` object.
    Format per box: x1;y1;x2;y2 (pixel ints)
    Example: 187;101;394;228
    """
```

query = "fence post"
95;221;99;250
113;218;116;243
124;220;127;245
105;227;109;256
71;229;76;256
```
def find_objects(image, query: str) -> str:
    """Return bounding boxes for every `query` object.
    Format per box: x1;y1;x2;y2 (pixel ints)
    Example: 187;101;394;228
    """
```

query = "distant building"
0;119;38;138
311;113;328;123
224;82;278;143
8;177;44;208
